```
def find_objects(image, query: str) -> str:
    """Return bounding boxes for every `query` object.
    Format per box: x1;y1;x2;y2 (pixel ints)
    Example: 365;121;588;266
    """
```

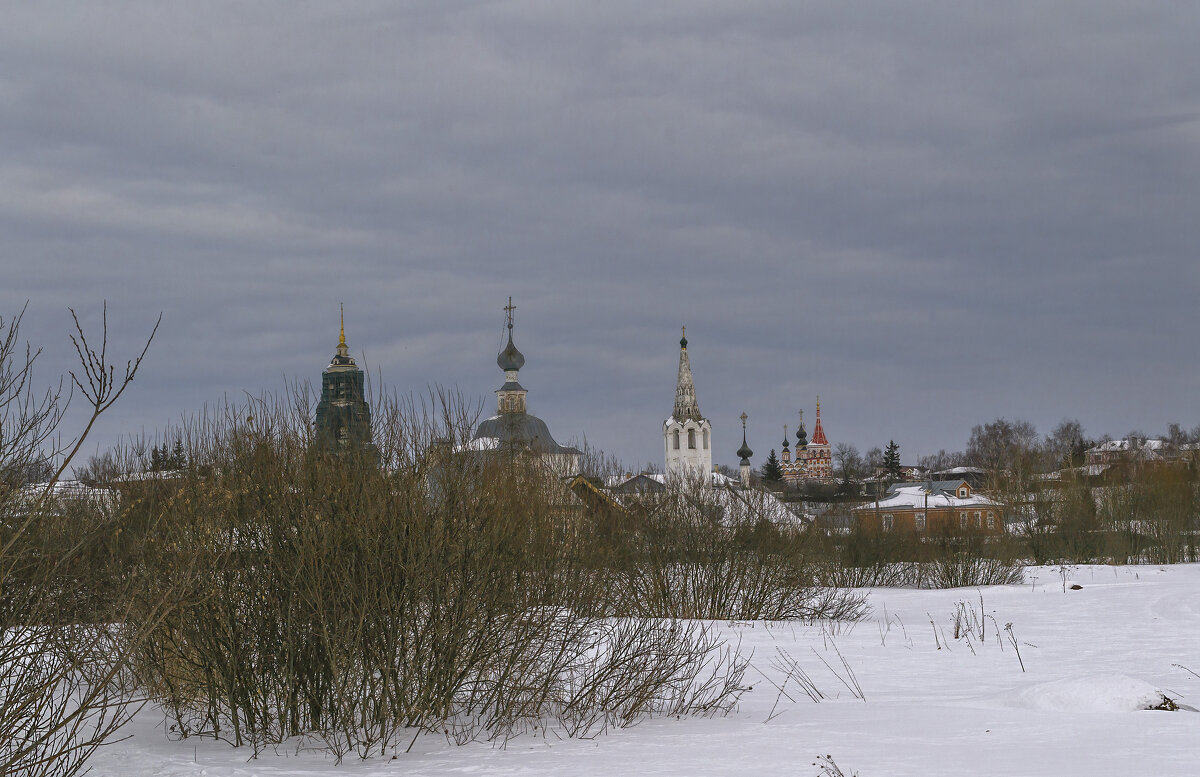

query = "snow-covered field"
94;565;1200;776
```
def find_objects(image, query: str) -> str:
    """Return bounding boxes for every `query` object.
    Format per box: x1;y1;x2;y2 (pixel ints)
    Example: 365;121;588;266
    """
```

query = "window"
958;487;968;498
673;429;680;450
687;429;696;449
703;429;709;450
987;512;996;530
974;511;982;528
915;512;926;531
960;512;968;529
882;514;894;532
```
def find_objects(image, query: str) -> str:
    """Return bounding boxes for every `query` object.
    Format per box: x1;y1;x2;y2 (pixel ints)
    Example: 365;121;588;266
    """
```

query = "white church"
663;327;714;478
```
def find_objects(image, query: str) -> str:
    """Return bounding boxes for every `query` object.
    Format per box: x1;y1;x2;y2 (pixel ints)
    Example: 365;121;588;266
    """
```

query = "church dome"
497;331;525;372
473;412;579;456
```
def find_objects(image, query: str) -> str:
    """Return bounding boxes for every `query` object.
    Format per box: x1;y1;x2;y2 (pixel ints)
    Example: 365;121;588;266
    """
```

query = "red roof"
811;399;828;445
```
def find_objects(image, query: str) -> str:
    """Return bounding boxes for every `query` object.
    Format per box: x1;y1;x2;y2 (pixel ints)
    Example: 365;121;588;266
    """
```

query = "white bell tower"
664;327;712;477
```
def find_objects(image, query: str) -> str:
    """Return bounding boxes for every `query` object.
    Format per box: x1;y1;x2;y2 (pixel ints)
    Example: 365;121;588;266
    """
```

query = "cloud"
2;2;1197;468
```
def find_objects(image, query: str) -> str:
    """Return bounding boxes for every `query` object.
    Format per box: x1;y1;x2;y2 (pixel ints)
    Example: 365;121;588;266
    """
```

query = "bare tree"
833;442;865;491
965;417;1040;492
1044;418;1088;470
918;449;966;473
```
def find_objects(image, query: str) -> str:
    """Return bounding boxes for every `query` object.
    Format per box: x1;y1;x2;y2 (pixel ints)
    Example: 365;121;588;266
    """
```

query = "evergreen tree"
171;438;186;469
762;449;783;482
884;440;902;480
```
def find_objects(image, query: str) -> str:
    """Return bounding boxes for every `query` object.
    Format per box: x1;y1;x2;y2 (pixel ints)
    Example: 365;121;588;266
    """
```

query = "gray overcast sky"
2;2;1198;471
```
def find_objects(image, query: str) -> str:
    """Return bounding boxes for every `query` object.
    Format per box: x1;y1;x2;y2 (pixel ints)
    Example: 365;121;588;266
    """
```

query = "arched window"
688;428;696;449
703;429;709;449
673;429;680;450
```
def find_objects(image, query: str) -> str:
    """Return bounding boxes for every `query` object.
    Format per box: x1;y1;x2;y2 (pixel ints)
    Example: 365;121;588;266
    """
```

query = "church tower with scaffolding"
315;305;373;452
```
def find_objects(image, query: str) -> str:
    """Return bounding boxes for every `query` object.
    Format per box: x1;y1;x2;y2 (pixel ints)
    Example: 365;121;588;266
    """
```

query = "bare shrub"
603;474;868;622
125;388;750;758
814;754;859;776
1;303;163;777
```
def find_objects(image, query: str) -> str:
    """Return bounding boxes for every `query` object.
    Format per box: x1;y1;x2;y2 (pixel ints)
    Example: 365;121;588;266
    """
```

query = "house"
1085;438;1168;467
851;479;1004;535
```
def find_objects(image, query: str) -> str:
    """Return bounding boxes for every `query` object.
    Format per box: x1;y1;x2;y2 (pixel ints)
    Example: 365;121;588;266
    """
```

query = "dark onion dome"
497;330;525;372
737;433;753;462
796;421;808;449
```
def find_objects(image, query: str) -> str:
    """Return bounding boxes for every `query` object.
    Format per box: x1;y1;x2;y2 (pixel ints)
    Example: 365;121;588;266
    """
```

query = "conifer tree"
762;449;783;482
884;440;902;480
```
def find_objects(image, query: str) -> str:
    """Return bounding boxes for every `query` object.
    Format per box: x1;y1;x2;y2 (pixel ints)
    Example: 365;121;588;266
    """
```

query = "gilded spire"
332;303;352;362
326;303;352;369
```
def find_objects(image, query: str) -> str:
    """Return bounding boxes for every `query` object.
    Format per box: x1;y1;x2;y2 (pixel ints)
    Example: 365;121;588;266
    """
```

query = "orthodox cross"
740;411;748;430
504;297;517;330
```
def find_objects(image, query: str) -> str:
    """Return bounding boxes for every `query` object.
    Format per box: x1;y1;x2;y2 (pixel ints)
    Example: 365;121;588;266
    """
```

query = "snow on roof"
852;483;999;511
604;472;800;527
456;436;501;452
610;471;737;489
7;480;119;513
114;468;186;481
1087;438;1167;454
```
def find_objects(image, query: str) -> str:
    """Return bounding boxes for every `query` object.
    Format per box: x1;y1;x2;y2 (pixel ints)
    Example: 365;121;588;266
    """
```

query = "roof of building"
811;397;828;445
605;473;801;527
472;413;582;456
7;480;119;514
1087;438;1167;453
931;466;986;476
736;427;753;462
497;329;525;372
853;482;999;511
672;328;703;423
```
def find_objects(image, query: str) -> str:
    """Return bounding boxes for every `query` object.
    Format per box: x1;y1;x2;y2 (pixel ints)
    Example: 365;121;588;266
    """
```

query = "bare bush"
1;304;162;777
603;474;868;621
124;389;751;759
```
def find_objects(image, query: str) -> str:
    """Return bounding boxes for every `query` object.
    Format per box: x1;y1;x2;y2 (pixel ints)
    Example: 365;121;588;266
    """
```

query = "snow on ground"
93;565;1200;776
